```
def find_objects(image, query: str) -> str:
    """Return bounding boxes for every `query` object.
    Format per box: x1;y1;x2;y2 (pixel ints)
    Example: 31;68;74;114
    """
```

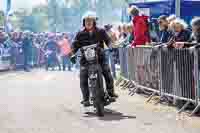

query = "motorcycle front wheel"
94;70;105;117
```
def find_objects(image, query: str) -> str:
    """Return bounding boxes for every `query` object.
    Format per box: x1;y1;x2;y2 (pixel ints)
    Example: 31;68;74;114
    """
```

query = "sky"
0;0;47;11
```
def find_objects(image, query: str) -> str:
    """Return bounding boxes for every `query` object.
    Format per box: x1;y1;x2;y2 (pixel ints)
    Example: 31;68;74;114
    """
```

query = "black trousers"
80;63;114;101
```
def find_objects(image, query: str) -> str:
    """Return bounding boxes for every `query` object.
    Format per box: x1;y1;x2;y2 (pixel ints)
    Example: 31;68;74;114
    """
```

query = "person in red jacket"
128;5;151;47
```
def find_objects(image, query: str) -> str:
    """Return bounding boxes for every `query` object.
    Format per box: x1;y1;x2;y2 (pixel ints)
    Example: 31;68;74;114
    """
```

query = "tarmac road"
0;69;200;133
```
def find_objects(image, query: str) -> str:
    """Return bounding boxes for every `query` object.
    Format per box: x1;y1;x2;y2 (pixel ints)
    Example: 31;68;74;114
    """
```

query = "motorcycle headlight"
85;48;95;59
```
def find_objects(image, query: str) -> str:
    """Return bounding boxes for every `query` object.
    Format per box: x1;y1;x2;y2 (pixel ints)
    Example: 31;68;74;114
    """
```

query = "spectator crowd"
101;6;200;111
105;6;200;48
1;5;200;76
0;31;74;72
101;5;200;80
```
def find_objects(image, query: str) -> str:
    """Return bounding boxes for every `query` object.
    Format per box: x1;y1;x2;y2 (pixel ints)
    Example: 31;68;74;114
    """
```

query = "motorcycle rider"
70;11;118;107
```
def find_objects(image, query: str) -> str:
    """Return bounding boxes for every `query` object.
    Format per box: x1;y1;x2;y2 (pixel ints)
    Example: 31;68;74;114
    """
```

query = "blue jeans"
104;50;116;78
62;55;71;71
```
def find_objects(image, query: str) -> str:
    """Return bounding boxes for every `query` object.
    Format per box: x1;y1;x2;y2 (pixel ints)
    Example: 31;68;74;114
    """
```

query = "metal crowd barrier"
192;48;200;115
117;44;200;116
119;47;129;79
160;47;198;113
128;46;160;91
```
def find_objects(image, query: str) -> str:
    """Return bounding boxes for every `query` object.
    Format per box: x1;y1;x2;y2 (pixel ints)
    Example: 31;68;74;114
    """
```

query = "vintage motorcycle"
78;43;114;117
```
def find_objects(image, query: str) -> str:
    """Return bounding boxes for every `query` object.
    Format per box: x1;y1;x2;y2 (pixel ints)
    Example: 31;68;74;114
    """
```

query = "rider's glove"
70;55;77;64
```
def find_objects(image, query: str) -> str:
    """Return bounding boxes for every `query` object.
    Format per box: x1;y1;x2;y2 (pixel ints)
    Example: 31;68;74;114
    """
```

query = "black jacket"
72;27;111;65
158;28;173;43
174;29;191;42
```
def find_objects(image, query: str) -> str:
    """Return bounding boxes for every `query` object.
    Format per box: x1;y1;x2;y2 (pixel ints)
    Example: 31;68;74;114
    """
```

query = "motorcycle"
79;43;114;117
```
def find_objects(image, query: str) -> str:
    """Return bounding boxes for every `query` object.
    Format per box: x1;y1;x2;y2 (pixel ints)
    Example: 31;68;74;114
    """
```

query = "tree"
0;11;5;27
96;0;127;25
10;9;27;31
47;0;60;32
47;0;85;32
31;5;48;32
11;6;49;32
110;0;129;8
4;0;132;32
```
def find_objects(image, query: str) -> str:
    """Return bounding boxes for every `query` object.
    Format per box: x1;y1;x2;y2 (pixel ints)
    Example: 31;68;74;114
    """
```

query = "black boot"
80;100;91;107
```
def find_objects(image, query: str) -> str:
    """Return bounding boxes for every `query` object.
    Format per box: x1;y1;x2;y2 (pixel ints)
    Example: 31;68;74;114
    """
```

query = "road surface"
0;69;200;133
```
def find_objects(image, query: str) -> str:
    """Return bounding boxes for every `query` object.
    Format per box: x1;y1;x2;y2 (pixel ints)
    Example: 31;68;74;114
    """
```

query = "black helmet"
82;11;98;27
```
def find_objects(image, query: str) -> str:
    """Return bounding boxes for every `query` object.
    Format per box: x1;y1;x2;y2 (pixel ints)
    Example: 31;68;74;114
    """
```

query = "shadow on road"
84;108;136;121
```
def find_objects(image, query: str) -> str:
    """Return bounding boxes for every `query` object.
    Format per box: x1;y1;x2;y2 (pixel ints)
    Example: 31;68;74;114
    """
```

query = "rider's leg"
101;64;118;98
80;65;90;106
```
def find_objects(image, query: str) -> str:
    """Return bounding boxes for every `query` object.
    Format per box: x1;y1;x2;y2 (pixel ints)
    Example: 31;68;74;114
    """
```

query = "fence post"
175;0;181;18
190;47;200;116
194;48;199;105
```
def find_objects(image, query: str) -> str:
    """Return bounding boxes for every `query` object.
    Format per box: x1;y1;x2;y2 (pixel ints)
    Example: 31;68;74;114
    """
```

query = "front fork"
88;65;104;106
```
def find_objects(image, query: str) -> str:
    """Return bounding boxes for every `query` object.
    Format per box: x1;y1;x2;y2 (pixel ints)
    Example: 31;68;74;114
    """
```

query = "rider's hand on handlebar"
70;55;77;64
